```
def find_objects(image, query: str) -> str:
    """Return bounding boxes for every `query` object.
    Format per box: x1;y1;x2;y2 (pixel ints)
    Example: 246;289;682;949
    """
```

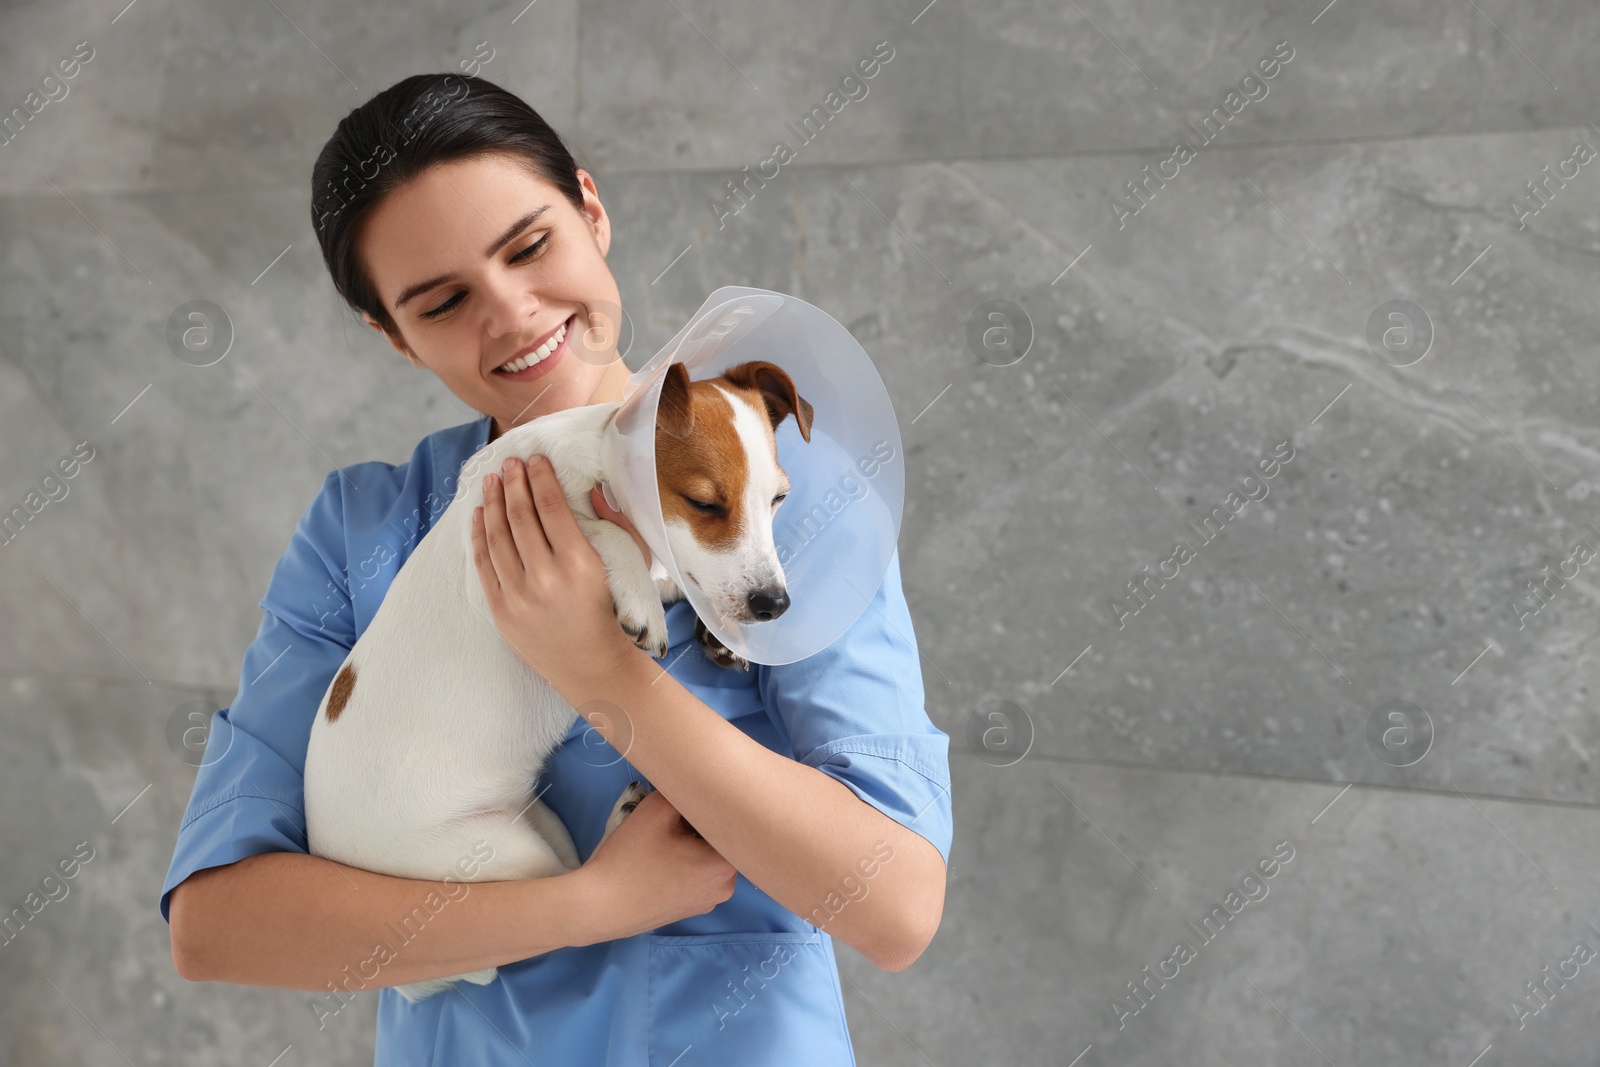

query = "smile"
493;313;574;379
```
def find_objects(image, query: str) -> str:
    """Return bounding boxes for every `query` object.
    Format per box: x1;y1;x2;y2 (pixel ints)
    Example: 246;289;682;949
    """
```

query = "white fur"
302;401;677;1002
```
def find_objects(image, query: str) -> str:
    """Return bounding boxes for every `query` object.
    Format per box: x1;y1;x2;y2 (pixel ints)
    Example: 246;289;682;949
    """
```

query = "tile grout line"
953;747;1600;813
10;664;1599;813
11;118;1600;200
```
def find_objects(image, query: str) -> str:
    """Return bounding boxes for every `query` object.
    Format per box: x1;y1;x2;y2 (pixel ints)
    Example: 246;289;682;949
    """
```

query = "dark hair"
310;72;586;335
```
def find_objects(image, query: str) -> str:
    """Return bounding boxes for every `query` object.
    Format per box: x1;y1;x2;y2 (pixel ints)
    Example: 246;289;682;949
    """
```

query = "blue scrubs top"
159;414;954;1066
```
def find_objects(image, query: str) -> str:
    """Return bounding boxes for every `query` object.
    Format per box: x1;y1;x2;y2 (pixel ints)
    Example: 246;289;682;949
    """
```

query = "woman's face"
358;152;630;440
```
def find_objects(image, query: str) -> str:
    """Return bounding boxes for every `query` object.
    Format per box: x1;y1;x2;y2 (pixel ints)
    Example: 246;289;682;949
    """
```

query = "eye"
419;235;551;321
684;496;724;515
420;291;463;320
772;493;787;507
510;235;549;263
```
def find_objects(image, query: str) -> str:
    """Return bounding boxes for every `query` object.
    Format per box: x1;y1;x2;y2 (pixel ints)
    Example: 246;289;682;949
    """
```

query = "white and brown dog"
302;360;813;1002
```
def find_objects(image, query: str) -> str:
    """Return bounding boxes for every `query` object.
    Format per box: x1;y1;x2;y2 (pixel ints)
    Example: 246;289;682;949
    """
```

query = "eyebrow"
391;205;551;312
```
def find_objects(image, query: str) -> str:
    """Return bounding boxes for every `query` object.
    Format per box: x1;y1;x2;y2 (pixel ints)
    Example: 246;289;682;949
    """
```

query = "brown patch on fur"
326;663;357;723
656;375;748;552
656;363;694;439
719;361;814;442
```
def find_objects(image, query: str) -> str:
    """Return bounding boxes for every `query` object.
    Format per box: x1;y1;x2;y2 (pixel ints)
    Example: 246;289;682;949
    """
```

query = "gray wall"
3;0;1598;1063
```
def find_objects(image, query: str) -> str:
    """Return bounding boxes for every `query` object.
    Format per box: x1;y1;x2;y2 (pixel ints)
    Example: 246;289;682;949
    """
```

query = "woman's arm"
472;457;951;973
563;655;947;973
169;851;611;990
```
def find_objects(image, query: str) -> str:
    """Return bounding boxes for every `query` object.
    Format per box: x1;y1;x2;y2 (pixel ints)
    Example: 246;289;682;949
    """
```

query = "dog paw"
694;616;750;672
608;570;669;657
617;601;669;659
602;780;704;841
601;780;652;842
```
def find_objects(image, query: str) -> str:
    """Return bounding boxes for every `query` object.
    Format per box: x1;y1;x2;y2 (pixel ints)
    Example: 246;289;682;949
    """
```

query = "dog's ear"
722;361;814;443
657;362;695;439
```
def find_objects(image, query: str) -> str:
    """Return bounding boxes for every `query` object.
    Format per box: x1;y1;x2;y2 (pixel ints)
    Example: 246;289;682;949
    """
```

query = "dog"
301;359;813;1002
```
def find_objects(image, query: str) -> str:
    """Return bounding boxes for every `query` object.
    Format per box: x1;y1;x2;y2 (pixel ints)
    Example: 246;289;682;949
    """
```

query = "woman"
160;72;953;1066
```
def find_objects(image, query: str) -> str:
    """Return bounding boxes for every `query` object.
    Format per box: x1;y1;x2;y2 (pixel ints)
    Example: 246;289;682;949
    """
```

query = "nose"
482;271;538;340
746;587;790;621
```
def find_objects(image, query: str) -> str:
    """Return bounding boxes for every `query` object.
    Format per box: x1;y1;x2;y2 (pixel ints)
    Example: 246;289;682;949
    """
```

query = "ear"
364;314;423;369
656;361;695;439
721;361;814;443
575;168;612;258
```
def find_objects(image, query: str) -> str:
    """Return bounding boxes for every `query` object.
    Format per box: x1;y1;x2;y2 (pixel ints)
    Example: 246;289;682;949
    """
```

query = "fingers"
477;471;527;587
497;457;552;563
591;485;653;569
522;454;589;559
474;455;593;594
591;484;618;524
470;500;502;604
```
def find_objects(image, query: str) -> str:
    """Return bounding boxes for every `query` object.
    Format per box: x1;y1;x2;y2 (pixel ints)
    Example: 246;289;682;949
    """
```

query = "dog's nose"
746;588;790;621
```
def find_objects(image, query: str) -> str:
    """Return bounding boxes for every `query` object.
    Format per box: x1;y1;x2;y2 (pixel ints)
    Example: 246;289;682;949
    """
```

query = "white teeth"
496;321;567;374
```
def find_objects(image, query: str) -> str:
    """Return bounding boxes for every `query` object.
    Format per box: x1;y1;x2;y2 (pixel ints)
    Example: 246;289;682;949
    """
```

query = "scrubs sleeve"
159;470;359;924
757;547;954;867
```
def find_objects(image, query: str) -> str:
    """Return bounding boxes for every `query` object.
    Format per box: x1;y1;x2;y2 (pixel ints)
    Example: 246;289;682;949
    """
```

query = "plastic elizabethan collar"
600;286;905;667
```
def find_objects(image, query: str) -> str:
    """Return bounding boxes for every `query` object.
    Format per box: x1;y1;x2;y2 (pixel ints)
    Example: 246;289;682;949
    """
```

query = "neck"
488;359;630;443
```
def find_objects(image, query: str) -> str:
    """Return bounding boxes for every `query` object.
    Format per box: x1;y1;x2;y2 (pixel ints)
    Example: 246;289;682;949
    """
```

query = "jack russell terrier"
302;359;814;1002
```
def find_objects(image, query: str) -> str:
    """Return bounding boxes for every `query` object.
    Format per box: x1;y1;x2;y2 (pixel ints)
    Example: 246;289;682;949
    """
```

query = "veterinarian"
160;73;952;1066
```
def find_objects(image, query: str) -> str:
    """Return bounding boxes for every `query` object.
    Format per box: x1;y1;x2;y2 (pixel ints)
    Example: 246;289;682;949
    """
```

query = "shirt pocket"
645;930;855;1067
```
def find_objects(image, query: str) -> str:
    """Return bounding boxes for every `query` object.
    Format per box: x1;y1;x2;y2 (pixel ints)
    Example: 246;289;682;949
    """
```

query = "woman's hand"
590;483;652;570
471;454;642;696
578;790;738;940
